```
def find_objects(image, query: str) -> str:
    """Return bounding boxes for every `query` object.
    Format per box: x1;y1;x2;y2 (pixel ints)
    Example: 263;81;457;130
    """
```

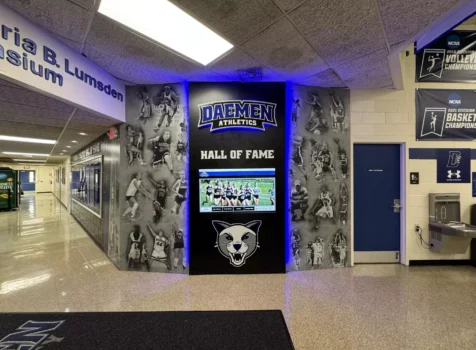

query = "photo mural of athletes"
288;86;350;271
121;83;188;274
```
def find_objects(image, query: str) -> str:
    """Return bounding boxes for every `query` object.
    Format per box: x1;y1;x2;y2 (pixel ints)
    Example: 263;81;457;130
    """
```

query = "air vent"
238;68;263;82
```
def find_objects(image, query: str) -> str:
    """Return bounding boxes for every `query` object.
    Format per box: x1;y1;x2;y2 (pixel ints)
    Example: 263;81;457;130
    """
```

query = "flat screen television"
199;168;276;213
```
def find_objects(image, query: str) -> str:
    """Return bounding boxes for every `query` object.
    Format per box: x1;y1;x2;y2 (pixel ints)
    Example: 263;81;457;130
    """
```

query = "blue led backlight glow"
285;82;293;269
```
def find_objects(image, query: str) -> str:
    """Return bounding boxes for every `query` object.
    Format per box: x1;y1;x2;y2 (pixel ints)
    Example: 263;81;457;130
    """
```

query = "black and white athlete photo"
289;86;350;271
122;172;153;221
126;224;151;272
121;83;188;273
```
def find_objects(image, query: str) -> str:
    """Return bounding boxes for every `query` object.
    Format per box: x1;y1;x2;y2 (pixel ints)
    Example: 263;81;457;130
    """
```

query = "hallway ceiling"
0;78;118;165
1;0;471;89
0;0;474;166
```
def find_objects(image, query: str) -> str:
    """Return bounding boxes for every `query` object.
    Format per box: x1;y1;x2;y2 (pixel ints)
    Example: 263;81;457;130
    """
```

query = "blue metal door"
20;170;36;191
354;144;401;263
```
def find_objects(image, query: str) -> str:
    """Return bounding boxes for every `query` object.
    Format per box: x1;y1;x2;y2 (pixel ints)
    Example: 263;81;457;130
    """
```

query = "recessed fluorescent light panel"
3;152;49;157
13;159;46;162
78;133;87;136
0;135;56;144
98;0;233;65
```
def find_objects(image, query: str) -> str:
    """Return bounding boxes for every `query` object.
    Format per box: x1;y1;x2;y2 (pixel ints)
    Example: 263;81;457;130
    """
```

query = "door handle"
392;199;401;213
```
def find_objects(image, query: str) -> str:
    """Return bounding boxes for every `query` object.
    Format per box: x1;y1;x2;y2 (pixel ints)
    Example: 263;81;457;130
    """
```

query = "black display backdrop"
189;82;286;275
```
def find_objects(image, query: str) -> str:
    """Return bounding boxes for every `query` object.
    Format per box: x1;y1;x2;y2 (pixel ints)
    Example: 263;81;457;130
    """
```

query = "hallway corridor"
1;195;476;349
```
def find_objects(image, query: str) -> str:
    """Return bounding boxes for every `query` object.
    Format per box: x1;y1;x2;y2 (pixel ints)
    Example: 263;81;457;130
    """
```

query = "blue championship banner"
437;149;470;183
416;89;476;141
416;31;476;83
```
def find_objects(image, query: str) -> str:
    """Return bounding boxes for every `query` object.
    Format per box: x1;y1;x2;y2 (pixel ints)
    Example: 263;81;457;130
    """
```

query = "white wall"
350;45;476;263
52;158;71;209
0;164;54;193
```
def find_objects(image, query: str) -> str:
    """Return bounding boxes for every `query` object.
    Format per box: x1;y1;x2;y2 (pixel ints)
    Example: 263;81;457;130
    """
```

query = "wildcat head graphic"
212;220;261;267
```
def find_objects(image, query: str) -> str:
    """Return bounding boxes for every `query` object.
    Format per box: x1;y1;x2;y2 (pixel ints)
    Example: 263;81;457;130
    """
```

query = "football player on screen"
231;182;238;206
201;180;213;206
237;185;246;206
244;183;253;206
269;183;275;206
224;181;233;206
214;181;223;206
252;182;262;206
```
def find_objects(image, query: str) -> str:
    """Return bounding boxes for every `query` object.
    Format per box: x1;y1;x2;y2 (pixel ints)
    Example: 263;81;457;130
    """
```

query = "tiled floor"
1;194;476;349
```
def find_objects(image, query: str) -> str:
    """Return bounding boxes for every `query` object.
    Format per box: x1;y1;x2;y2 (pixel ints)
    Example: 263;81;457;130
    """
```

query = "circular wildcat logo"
447;34;460;49
212;220;261;267
448;93;461;107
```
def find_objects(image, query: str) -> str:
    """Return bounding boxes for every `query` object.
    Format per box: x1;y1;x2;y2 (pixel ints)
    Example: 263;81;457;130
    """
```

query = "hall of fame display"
120;84;188;274
288;86;351;271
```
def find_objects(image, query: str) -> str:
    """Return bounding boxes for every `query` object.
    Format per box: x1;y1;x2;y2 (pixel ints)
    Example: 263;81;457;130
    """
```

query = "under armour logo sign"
447;170;461;179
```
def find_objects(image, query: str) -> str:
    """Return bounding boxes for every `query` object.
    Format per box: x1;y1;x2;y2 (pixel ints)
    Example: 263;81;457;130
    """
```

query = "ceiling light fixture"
98;0;233;65
60;153;64;155
78;132;87;136
17;163;45;166
62;150;67;152
71;141;78;143
66;146;71;148
0;135;56;144
3;152;49;157
12;159;46;162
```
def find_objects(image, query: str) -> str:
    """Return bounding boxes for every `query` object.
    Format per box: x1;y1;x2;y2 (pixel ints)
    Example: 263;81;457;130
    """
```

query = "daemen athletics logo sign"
198;100;277;132
0;3;125;121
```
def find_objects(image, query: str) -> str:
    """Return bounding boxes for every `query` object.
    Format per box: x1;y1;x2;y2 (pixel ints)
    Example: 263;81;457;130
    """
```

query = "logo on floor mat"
213;220;261;267
0;320;64;349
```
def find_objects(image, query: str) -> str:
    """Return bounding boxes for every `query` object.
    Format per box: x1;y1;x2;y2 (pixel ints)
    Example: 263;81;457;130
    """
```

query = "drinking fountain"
429;193;476;254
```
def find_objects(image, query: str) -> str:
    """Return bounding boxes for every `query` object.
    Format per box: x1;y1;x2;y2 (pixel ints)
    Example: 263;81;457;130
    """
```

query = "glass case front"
71;156;102;217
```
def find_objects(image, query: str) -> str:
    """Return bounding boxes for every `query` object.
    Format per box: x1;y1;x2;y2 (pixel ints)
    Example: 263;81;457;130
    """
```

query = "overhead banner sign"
416;30;476;83
0;4;125;121
437;148;470;183
416;89;476;141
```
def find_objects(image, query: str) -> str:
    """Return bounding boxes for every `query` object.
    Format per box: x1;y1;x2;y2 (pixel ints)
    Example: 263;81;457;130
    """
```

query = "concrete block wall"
350;49;475;263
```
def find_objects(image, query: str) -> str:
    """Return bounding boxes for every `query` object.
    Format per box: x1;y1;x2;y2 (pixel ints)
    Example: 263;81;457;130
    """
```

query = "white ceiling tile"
241;18;328;78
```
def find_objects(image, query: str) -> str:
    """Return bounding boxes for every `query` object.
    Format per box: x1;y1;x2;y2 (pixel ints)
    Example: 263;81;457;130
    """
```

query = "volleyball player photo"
122;172;153;221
